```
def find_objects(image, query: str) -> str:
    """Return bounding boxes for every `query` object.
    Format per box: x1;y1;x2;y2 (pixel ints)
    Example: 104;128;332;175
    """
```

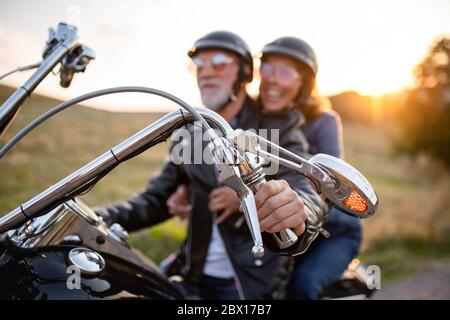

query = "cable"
0;62;41;81
0;87;217;216
0;86;212;159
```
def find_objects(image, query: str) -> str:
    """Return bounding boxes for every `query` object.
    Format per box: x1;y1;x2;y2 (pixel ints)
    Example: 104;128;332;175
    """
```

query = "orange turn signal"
343;190;368;213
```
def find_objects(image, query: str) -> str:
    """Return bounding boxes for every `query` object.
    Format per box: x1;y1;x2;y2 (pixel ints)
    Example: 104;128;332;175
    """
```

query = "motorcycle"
0;22;378;300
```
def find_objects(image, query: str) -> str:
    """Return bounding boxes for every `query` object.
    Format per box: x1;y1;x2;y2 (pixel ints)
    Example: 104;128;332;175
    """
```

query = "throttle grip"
238;156;298;249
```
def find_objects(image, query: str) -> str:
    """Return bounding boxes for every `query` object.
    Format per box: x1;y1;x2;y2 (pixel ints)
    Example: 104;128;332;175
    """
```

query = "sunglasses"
190;53;235;73
260;62;301;86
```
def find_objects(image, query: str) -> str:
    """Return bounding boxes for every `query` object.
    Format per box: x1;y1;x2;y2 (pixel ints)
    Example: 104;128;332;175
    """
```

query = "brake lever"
222;174;265;258
206;136;264;258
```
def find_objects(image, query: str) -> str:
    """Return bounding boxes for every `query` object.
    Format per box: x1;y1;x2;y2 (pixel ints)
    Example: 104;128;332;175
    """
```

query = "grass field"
1;85;449;282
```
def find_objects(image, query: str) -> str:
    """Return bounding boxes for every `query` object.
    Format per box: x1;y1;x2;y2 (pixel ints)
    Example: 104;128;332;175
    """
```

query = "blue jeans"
288;208;362;300
197;274;240;300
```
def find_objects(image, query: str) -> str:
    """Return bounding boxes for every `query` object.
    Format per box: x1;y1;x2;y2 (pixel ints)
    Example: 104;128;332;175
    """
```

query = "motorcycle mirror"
60;44;96;88
309;154;378;218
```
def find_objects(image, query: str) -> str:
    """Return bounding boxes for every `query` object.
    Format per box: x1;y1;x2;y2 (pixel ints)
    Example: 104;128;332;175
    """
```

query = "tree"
394;38;450;167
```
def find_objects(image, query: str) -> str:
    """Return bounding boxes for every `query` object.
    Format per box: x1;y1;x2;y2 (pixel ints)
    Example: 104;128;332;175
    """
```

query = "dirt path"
372;263;450;300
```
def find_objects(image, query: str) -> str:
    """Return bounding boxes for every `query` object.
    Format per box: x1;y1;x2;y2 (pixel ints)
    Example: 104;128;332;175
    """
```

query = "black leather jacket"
96;97;327;299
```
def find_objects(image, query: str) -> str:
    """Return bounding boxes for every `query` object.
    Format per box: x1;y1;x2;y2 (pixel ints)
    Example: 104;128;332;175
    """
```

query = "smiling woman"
256;36;364;300
260;56;303;112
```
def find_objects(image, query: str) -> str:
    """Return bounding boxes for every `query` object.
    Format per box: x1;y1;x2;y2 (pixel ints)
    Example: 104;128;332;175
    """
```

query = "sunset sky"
1;0;450;111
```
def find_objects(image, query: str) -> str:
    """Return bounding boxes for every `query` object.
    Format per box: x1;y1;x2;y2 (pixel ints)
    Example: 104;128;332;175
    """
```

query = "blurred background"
1;0;449;298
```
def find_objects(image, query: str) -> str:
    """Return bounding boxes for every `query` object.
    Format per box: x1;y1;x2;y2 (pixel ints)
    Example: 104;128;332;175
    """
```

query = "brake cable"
0;86;212;160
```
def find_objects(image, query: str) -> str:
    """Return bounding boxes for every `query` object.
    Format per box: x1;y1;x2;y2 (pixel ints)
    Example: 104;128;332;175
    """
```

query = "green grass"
342;122;450;282
128;219;187;263
359;234;450;282
1;85;449;280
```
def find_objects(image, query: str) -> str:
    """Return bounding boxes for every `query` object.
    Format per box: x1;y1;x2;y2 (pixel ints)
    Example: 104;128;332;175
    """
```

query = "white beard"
199;79;231;111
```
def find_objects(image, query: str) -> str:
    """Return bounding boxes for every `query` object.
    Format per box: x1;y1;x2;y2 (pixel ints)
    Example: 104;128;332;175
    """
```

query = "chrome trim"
108;223;129;243
0;207;26;234
309;154;378;218
68;247;105;275
66;198;100;226
7;198;107;249
62;234;82;244
310;154;378;203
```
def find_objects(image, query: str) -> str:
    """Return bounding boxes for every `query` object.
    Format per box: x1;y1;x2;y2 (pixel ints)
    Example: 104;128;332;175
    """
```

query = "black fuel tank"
0;244;184;300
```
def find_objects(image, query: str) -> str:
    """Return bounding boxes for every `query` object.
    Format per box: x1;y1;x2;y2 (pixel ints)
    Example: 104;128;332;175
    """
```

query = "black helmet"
188;31;253;82
260;37;318;76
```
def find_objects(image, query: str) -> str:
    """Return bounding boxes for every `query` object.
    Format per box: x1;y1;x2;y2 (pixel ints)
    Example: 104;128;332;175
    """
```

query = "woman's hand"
166;184;191;220
209;186;241;224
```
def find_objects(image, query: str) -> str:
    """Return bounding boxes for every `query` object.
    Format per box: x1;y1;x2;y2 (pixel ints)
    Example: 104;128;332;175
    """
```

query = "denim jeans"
197;274;240;300
287;208;362;300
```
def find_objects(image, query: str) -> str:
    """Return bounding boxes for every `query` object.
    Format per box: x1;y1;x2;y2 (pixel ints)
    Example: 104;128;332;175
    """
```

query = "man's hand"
167;184;191;220
209;186;241;224
254;180;307;236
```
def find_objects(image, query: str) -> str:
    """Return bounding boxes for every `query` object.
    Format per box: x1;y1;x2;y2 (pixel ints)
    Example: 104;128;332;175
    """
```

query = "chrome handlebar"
0;107;378;258
0;108;231;231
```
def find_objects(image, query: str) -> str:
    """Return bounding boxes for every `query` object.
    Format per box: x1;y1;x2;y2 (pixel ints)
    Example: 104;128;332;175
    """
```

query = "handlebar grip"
246;178;298;249
60;67;74;88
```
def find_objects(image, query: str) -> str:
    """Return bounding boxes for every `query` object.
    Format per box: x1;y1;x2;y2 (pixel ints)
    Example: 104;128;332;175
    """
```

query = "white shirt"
202;222;234;278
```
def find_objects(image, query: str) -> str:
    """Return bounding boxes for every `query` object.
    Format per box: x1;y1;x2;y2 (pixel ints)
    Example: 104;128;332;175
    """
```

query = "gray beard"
198;78;233;111
201;88;230;111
